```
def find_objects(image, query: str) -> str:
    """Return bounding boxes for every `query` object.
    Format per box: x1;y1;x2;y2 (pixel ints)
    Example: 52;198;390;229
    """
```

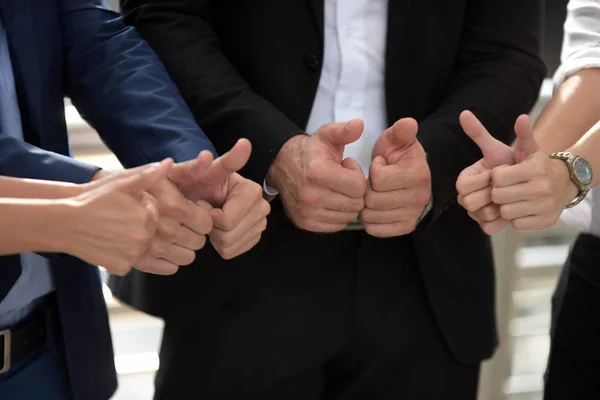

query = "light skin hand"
63;160;173;276
90;164;213;272
490;115;579;231
362;118;431;238
169;139;271;259
266;120;368;233
456;111;515;235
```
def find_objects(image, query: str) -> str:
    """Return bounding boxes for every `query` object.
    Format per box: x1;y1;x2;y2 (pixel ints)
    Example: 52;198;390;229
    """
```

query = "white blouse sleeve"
553;0;600;91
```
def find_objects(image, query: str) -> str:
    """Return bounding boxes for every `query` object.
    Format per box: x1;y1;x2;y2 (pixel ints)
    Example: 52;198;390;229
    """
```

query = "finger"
365;187;430;211
491;180;549;204
211;179;263;231
301;186;364;212
210;200;269;246
135;256;180;276
479;218;510;236
372;118;418;158
147;239;197;266
298;207;360;225
361;207;417;225
108;159;173;197
499;200;537;220
310;161;367;198
456;168;492;195
457;187;492;213
168;150;214;187
513;114;538;162
460;110;506;160
201;139;252;185
181;201;214;235
214;228;264;261
139;193;160;239
471;203;501;222
92;159;171;185
491;163;535;188
364;221;415;238
369;162;431;192
317;119;364;147
511;215;557;232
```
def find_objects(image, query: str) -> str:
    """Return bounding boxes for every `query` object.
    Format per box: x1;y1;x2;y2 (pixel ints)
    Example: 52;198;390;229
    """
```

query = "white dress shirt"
306;0;389;177
265;0;389;194
555;0;600;237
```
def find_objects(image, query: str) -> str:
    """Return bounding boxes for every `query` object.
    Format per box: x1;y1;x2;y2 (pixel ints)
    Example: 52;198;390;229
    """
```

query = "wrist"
549;158;580;208
91;169;111;182
266;135;307;191
27;200;78;253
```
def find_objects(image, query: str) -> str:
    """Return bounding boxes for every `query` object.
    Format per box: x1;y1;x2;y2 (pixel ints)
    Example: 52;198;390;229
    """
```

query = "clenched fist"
362;118;431;238
456;111;515;235
169;139;270;259
266;120;368;232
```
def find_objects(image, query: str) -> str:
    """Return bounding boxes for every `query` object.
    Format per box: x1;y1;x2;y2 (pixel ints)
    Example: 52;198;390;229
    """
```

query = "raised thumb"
318;119;364;147
513;114;538;162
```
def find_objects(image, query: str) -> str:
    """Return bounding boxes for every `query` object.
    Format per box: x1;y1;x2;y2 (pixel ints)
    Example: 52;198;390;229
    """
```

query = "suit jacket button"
304;54;320;71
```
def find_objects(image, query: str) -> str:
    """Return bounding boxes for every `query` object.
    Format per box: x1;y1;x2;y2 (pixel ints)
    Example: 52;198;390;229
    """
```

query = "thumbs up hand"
456;111;515;235
490;115;579;231
67;159;175;276
266;120;368;232
362;118;432;238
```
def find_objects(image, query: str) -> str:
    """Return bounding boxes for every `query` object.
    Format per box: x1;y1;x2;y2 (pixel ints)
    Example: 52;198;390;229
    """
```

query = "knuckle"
195;235;207;250
498;205;510;220
113;260;131;276
258;217;268;232
159;222;178;239
364;190;377;209
414;190;431;207
490;188;501;204
219;216;237;232
481;223;497;236
180;250;196;266
511;219;527;232
539;180;552;196
305;159;324;182
461;197;477;213
298;188;319;206
260;199;271;216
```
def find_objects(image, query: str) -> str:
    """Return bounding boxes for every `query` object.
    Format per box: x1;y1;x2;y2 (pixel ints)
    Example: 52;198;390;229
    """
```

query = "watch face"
573;157;593;185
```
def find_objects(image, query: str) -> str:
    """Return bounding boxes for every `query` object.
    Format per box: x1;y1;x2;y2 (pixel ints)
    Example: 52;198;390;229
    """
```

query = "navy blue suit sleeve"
60;0;217;168
0;134;99;183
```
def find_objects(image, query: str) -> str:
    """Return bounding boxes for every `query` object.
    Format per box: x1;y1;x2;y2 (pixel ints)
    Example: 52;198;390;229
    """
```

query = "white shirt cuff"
263;179;279;196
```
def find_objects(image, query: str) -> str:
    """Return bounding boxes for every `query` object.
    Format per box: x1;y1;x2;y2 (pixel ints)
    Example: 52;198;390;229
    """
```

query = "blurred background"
69;1;573;399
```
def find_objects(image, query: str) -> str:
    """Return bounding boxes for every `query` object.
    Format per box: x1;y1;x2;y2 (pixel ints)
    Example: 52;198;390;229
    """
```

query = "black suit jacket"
112;0;546;364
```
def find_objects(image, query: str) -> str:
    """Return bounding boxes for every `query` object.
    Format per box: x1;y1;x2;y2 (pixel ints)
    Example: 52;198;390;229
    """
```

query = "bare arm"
0;176;80;199
533;0;600;153
534;68;600;153
0;199;72;255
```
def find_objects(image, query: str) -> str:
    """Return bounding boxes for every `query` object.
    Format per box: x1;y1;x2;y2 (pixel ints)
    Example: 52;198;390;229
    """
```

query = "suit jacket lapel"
308;0;324;38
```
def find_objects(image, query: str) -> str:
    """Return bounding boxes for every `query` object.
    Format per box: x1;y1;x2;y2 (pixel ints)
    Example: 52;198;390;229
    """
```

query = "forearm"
61;1;217;168
0;199;71;255
120;0;303;183
568;119;600;187
0;176;81;199
534;68;600;154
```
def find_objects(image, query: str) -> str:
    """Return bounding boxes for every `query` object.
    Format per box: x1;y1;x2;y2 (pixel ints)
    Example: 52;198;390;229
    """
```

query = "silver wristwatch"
549;152;593;208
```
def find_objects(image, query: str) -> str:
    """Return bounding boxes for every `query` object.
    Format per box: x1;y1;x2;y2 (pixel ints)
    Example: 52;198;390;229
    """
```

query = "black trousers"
545;234;600;399
154;221;480;400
